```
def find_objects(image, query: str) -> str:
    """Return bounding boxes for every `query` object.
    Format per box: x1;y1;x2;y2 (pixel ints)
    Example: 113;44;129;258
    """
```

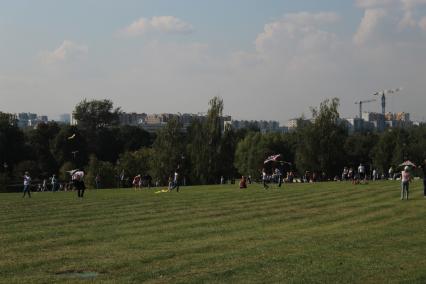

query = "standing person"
358;163;366;182
143;174;152;189
220;176;225;185
421;159;426;198
132;174;141;190
22;171;31;198
42;179;47;192
277;168;282;187
95;174;100;190
348;168;354;182
388;166;394;180
372;168;377;181
72;170;86;198
401;166;412;200
342;167;348;181
174;170;180;192
51;174;57;191
262;168;269;189
168;176;174;191
120;170;125;188
239;176;247;189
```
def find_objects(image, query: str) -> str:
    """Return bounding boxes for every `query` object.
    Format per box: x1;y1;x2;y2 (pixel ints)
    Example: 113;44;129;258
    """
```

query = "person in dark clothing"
72;170;86;198
174;170;180;192
422;159;426;198
23;172;31;198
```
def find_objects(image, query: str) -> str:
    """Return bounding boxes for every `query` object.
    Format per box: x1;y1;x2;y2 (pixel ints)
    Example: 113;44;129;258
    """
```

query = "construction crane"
373;88;402;115
355;99;376;119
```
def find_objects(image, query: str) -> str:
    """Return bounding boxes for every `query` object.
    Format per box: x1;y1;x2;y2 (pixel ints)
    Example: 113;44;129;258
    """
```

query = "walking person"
72;170;86;198
22;171;31;198
262;168;269;189
401;166;412;200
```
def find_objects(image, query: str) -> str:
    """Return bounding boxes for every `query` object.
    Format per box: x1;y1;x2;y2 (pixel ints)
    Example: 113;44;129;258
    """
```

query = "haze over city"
1;0;426;123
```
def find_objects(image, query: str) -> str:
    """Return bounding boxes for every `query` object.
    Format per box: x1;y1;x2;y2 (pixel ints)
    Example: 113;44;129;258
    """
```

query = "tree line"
1;97;425;191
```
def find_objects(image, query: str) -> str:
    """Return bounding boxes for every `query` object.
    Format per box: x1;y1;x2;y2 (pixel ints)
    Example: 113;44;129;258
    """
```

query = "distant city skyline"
1;1;426;123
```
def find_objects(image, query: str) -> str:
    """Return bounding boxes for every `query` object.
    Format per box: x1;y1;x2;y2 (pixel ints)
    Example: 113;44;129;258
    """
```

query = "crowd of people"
234;160;426;200
19;160;426;200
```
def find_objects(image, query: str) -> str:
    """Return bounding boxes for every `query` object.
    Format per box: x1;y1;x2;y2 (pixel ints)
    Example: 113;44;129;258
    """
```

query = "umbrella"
399;160;416;168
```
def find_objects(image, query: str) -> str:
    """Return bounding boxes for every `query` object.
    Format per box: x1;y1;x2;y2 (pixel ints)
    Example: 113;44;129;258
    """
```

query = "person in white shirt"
401;166;411;200
23;171;31;198
358;164;365;181
173;170;180;192
51;174;57;191
262;168;269;189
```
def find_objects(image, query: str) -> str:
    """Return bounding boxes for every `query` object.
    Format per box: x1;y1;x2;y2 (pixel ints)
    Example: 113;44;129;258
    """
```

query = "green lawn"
1;181;425;283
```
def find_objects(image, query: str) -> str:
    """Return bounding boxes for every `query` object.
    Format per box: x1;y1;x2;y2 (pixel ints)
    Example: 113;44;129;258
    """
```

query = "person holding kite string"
71;170;86;198
22;171;31;198
401;166;412;200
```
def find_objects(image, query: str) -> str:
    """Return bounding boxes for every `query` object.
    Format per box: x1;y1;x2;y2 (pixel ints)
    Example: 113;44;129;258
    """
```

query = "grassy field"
1;181;425;283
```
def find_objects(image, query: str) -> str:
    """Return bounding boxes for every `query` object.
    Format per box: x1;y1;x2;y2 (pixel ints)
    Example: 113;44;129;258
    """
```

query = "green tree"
406;125;426;166
85;155;116;189
59;161;76;182
235;132;268;179
26;122;60;177
295;98;348;178
187;97;224;184
51;126;88;168
73;99;121;132
344;132;378;168
0;112;26;177
234;132;296;179
117;148;152;179
118;125;152;152
151;117;184;183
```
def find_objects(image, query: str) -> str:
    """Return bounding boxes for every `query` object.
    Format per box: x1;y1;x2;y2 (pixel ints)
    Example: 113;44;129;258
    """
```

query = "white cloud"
254;12;340;59
353;9;387;45
355;0;396;8
41;40;88;64
355;0;426;31
121;16;193;36
401;0;426;9
419;16;426;29
123;18;149;36
7;7;426;122
399;10;417;28
150;16;194;33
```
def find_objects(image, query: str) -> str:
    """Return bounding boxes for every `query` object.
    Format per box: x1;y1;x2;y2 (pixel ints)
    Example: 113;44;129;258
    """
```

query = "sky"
1;0;426;123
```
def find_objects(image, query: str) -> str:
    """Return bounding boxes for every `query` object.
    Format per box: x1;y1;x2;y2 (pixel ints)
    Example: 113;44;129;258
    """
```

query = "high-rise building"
58;114;71;124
